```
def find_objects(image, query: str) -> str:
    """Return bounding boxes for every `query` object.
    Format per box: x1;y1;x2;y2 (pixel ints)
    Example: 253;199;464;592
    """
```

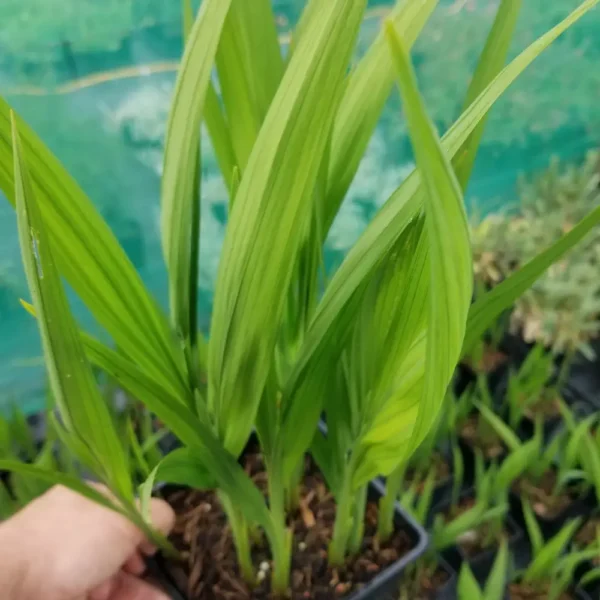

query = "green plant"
398;455;508;599
457;538;509;600
481;407;591;517
454;377;507;461
504;344;555;429
511;503;595;600
1;0;600;595
473;150;600;358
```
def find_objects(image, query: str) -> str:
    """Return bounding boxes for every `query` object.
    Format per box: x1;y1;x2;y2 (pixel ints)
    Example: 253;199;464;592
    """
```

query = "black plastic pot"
509;488;593;540
156;477;429;600
427;558;457;600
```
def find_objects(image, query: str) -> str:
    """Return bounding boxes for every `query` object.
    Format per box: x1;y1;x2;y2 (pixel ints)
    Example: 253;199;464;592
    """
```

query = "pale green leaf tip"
19;298;36;317
383;19;407;58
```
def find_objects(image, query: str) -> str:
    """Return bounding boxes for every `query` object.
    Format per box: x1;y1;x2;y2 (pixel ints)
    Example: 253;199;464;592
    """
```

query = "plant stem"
348;485;367;555
329;471;354;566
285;456;304;512
266;448;292;596
378;463;404;542
219;492;256;585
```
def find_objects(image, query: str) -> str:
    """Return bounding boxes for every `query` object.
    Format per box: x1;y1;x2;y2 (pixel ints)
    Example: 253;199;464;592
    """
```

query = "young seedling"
504;344;556;430
458;377;507;462
457;538;509;600
509;502;595;600
398;456;509;598
2;0;600;596
482;407;591;521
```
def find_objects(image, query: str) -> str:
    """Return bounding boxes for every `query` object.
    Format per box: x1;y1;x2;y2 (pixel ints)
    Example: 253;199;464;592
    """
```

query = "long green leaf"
82;334;274;532
285;0;600;409
385;23;472;456
155;448;217;489
215;0;284;171
524;517;580;583
484;538;509;600
458;562;483;600
208;0;368;455
0;102;187;400
464;203;600;355
323;0;438;232
12;115;132;501
453;0;522;188
162;0;233;376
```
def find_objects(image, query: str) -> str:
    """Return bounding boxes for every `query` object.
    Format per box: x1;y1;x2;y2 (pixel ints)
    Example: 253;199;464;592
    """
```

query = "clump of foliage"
1;0;600;596
472;150;600;358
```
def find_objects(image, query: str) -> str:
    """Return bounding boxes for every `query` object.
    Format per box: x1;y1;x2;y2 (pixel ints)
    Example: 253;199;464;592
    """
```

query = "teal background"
1;0;599;412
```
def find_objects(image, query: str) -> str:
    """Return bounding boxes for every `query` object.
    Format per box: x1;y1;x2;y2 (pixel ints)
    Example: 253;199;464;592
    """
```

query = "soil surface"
160;453;414;599
508;582;573;599
512;469;576;520
523;396;562;421
460;415;506;459
575;516;600;550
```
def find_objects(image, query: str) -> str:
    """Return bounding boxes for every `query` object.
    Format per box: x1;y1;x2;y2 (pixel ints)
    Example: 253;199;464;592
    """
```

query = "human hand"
0;485;175;600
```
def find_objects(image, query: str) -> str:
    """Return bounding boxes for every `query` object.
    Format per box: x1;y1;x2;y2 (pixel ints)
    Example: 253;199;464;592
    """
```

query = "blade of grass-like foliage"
453;0;522;189
485;539;509;600
155;447;217;489
209;0;368;455
216;0;284;171
82;334;274;532
161;0;232;384
323;0;437;233
0;460;172;550
464;204;600;355
476;402;521;451
205;83;237;194
12;115;133;501
384;23;472;455
0;103;187;400
458;562;483;600
524;517;580;583
282;0;600;476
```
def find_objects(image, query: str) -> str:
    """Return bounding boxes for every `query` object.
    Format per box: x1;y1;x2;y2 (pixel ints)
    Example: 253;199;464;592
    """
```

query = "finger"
146;498;176;538
89;576;118;600
123;552;146;576
110;572;171;600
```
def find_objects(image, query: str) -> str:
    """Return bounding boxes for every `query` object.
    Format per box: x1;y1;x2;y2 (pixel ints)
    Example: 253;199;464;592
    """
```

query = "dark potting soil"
523;396;562;421
405;452;451;491
574;516;600;548
508;582;573;599
440;497;511;558
161;453;414;600
460;415;505;460
512;469;575;520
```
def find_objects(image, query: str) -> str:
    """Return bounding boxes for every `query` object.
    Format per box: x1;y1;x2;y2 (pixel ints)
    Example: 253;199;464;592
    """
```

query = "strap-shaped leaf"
323;0;438;232
12;115;132;501
484;538;509;600
283;0;600;481
453;0;522;189
524;515;580;583
83;334;273;532
216;0;284;171
458;562;483;600
385;23;473;454
208;0;368;455
155;447;217;490
161;0;233;367
463;203;600;355
0;102;187;400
